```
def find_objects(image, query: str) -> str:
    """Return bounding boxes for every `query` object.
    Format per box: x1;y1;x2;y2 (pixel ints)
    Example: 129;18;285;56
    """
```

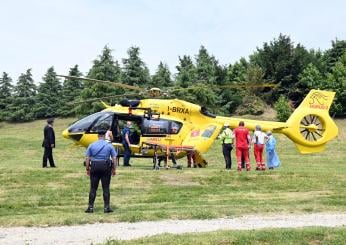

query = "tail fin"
284;90;338;154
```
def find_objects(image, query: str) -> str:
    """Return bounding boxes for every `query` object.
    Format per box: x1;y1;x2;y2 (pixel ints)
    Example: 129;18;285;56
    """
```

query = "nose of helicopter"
62;129;70;139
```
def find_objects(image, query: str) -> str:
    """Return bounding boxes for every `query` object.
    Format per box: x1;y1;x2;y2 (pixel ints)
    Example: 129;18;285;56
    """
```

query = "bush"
275;95;292;121
235;95;266;115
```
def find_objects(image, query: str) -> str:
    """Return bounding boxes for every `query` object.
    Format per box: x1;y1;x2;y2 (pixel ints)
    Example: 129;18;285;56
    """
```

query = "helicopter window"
170;121;182;134
68;112;104;133
201;125;217;138
143;119;169;135
90;112;114;133
142;119;182;135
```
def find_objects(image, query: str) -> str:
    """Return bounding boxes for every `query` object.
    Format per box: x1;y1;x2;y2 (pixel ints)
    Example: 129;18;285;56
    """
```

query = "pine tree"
250;34;313;102
34;67;63;118
175;55;196;88
122;46;150;86
59;65;83;117
78;46;122;115
151;62;172;87
323;39;346;72
8;69;37;121
0;72;14;121
195;45;219;85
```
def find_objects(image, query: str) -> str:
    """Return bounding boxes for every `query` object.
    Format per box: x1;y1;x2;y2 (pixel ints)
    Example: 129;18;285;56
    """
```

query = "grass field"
106;227;346;245
0;118;345;227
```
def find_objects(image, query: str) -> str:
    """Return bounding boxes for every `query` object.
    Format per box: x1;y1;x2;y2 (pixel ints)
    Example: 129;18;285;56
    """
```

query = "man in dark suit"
42;118;56;168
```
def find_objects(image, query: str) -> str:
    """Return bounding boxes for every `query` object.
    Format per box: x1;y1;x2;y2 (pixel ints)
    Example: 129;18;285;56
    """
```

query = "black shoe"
104;207;113;213
269;167;274;170
123;164;132;167
85;207;93;213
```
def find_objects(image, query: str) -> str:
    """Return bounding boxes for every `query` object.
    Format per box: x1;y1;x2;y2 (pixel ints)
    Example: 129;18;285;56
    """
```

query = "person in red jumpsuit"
233;121;251;171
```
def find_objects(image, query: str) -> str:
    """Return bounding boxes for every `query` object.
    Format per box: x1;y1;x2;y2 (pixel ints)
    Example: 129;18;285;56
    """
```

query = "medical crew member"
218;123;234;169
252;125;266;171
122;121;132;167
233;121;251;171
85;129;117;213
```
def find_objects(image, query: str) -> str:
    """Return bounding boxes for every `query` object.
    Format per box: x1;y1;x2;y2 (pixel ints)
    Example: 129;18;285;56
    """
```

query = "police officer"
218;123;234;169
122;121;132;167
42;118;56;168
85;128;117;213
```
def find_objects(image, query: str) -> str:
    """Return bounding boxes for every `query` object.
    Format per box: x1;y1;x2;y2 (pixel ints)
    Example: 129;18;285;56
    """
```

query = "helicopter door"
113;116;143;145
182;123;222;154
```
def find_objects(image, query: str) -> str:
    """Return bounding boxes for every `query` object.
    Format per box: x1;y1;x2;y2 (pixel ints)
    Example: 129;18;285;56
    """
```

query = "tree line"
0;34;345;122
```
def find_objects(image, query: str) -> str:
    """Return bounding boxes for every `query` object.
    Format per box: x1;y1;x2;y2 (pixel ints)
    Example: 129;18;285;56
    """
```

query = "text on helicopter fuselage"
167;106;190;114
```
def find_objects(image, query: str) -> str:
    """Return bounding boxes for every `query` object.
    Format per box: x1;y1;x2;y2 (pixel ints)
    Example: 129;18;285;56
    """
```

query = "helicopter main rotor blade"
57;75;144;92
217;83;278;88
67;93;139;105
167;82;278;94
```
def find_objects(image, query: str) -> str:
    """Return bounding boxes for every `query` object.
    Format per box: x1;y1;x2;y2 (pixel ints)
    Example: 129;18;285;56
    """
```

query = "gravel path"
0;213;345;245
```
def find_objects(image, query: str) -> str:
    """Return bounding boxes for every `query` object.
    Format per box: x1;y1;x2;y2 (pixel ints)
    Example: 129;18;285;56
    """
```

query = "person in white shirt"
105;126;114;143
252;125;267;170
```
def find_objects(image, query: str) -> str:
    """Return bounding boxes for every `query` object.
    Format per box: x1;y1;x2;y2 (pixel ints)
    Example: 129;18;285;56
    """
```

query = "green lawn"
106;227;346;245
0;118;345;227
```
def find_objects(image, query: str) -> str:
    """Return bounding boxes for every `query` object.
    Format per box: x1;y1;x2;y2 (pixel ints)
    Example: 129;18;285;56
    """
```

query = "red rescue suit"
233;126;251;171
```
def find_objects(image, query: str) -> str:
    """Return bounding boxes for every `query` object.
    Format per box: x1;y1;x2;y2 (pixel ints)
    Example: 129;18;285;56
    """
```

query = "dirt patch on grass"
248;190;333;200
64;172;84;179
160;174;200;186
46;182;67;189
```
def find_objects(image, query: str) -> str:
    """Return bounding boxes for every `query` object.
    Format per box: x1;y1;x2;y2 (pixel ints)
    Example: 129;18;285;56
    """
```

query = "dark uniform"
122;126;132;166
85;136;117;213
42;118;56;168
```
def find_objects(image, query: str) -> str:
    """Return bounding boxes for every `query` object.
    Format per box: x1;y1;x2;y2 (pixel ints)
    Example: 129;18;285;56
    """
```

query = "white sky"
1;0;345;84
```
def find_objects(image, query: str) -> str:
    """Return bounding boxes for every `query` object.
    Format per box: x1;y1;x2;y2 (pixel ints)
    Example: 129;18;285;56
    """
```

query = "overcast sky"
1;0;345;83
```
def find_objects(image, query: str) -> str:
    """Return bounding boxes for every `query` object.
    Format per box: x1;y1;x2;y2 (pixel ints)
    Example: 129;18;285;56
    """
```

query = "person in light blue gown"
265;131;280;169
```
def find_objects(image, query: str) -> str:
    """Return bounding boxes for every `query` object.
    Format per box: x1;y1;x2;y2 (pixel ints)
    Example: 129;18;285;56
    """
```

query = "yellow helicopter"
59;75;339;168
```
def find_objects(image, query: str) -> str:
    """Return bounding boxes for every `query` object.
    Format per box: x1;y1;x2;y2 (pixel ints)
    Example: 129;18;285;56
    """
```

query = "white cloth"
252;131;266;144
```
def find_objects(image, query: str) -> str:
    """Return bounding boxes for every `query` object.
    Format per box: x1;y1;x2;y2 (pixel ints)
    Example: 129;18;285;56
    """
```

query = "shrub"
275;95;292;121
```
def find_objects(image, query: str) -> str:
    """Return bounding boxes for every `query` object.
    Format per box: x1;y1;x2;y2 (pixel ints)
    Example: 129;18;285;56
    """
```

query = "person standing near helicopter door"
122;121;132;167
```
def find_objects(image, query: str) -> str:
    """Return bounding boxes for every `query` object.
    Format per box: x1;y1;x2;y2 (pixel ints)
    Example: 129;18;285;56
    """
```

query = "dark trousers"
123;143;131;166
43;147;55;167
88;166;111;208
222;143;233;169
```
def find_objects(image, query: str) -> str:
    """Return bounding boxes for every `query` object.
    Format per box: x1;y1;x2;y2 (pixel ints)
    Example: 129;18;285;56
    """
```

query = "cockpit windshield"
68;112;105;133
90;112;114;133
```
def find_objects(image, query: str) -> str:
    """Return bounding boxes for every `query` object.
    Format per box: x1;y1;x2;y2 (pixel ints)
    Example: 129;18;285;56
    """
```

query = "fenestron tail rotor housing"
299;114;325;142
